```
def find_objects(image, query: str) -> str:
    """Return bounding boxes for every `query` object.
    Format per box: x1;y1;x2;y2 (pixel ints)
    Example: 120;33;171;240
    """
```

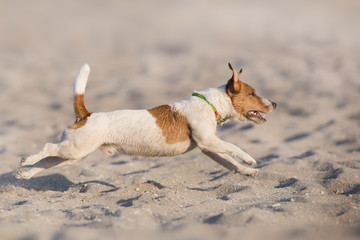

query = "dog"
16;63;276;179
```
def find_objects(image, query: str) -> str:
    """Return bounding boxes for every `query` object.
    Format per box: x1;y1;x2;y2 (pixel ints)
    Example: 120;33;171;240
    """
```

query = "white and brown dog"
16;63;276;180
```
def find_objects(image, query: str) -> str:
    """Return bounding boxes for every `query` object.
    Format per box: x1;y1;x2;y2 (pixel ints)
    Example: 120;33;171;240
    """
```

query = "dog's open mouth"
247;110;266;124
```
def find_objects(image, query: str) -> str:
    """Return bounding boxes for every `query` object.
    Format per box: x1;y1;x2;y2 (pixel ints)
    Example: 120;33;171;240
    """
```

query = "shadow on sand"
0;171;119;193
0;172;74;192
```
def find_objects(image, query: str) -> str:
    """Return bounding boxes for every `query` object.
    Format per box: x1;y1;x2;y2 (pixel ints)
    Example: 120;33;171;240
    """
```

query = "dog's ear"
227;63;242;95
228;63;243;75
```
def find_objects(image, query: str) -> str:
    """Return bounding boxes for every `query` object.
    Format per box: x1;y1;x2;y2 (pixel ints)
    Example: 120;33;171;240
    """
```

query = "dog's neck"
195;85;239;124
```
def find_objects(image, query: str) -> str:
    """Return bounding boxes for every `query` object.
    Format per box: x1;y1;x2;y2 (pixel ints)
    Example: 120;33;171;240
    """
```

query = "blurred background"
0;0;359;239
1;0;359;156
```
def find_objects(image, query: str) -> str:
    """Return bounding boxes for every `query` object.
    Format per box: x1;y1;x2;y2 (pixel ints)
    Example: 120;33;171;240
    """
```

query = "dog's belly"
95;110;196;157
111;139;196;157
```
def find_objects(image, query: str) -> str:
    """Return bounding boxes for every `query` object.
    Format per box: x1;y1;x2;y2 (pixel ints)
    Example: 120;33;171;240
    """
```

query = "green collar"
192;92;222;124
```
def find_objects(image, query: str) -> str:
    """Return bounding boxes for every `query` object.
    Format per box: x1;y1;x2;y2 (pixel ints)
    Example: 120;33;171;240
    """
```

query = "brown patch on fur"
226;64;272;120
70;116;91;130
226;81;271;117
74;94;90;121
148;105;191;144
70;93;91;130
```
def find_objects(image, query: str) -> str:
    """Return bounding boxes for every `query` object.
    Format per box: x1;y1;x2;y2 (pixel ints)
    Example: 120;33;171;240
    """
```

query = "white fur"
74;63;90;95
16;64;273;179
262;98;272;107
189;85;247;124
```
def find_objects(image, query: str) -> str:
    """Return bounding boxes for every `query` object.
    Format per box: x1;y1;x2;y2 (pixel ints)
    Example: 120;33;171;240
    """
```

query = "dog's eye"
251;92;255;96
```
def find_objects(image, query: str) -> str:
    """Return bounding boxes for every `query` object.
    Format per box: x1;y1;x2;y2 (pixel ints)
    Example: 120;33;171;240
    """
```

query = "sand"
0;0;359;239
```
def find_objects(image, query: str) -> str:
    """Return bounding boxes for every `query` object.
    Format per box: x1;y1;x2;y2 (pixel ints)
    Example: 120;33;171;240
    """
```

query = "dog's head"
226;63;276;124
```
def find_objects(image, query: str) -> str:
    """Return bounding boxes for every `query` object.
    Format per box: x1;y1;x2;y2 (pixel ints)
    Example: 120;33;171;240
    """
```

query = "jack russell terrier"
16;63;276;180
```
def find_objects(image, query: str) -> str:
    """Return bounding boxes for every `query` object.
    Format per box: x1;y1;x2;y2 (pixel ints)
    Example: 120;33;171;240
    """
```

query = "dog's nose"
272;102;277;109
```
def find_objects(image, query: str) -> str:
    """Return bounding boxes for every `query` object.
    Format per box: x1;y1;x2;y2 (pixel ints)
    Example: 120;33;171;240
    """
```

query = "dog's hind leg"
20;136;100;166
15;157;81;179
202;150;258;176
17;139;99;179
20;143;60;166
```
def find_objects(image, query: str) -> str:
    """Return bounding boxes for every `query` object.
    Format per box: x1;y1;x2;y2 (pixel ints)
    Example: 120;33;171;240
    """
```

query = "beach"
0;0;359;239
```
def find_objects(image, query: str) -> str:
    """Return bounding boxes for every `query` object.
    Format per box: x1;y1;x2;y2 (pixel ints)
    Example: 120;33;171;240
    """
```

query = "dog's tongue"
254;111;264;118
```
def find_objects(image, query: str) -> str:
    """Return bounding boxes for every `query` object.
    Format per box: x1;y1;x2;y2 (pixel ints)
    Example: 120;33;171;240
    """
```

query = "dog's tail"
73;64;91;122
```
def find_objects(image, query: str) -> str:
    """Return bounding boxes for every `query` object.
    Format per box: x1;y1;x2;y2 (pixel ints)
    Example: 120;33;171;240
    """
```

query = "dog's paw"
251;169;259;177
20;156;39;166
244;168;259;177
243;156;257;166
20;157;28;166
234;167;259;176
14;169;32;180
20;157;37;167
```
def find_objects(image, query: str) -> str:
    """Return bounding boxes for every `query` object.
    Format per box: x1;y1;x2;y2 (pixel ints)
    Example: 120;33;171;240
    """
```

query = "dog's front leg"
193;133;257;166
202;151;258;176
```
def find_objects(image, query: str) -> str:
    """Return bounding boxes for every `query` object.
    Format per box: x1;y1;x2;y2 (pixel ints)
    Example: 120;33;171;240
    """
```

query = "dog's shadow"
0;172;74;192
0;171;119;193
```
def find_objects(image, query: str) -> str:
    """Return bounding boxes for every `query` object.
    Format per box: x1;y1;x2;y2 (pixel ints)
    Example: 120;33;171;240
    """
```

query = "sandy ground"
0;0;360;239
